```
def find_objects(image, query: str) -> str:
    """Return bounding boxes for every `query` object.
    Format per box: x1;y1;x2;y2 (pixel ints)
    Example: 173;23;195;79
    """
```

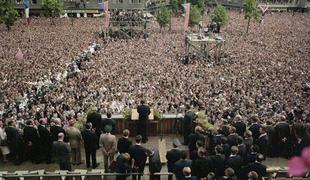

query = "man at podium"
137;100;151;143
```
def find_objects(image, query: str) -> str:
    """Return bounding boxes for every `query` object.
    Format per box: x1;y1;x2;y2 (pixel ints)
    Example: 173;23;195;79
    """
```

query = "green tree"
189;5;202;27
190;0;205;10
157;6;171;32
244;0;260;33
0;0;19;31
210;4;228;33
170;0;179;15
42;0;63;25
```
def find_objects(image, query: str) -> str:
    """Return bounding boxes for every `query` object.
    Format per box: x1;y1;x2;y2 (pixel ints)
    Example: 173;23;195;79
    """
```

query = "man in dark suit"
226;146;242;177
81;123;99;168
210;145;226;178
174;150;192;180
38;118;52;163
191;149;213;179
52;132;71;171
274;116;291;157
5;120;25;165
23;120;41;163
227;127;239;147
117;129;132;154
188;126;204;153
240;154;267;179
116;153;132;180
233;115;246;137
257;126;269;157
128;135;147;180
249;115;261;142
86;111;102;142
166;139;182;180
137;100;150;143
50;118;68;142
101;112;116;134
183;105;196;145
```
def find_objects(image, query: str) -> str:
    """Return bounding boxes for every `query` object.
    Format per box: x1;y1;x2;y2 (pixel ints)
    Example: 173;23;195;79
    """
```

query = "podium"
128;108;158;136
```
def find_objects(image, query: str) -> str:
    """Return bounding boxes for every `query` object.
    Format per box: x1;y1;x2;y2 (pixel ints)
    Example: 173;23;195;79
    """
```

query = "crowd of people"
0;9;309;179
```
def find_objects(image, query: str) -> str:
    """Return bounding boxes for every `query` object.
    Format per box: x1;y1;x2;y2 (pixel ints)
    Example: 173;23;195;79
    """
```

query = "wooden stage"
103;114;183;135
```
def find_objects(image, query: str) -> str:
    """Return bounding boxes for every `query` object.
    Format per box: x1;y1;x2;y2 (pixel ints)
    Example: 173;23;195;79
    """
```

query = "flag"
15;48;24;61
103;1;110;29
182;3;190;32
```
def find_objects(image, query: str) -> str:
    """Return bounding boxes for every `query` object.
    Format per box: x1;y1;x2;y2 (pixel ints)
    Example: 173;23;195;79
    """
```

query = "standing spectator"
218;168;238;180
100;125;117;173
166;138;182;180
23;120;41;163
87;111;102;143
128;135;147;180
248;115;261;142
148;148;162;180
183;167;198;180
65;119;83;165
183;105;196;145
5;120;25;165
233;115;246;137
38;118;52;164
244;130;253;152
226;146;242;177
101;112;116;134
274;115;291;157
247;171;259;180
52;132;72;171
117;129;132;154
81;123;99;168
227;127;239;147
116;153;132;180
50;118;67;142
137;100;150;143
240;154;267;180
174;150;192;180
191;149;213;179
210;145;226;178
188;126;204;153
257;126;268;157
0;120;10;163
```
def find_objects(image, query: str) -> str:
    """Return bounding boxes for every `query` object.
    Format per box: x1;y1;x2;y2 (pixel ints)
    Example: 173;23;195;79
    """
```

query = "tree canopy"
210;4;228;29
244;0;260;33
42;0;62;19
0;0;19;31
157;6;171;32
189;5;202;27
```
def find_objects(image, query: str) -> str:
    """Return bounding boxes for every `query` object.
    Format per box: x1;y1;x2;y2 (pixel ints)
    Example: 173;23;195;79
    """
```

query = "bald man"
183;167;198;180
52;133;72;171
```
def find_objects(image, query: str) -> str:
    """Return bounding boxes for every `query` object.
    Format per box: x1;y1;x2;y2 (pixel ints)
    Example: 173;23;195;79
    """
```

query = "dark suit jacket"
101;118;116;134
174;159;192;180
226;155;242;175
257;134;268;155
227;133;239;147
5;126;24;151
233;121;246;137
191;156;213;178
52;141;71;163
183;176;198;180
166;148;182;172
23;126;40;146
128;144;147;168
117;137;132;154
210;154;226;177
116;154;131;174
86;112;102;135
38;125;52;148
137;104;150;124
249;123;261;141
188;132;204;152
50;125;67;142
81;129;98;152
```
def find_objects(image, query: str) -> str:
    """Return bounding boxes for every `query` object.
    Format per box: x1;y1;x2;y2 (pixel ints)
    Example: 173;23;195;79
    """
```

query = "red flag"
15;48;24;61
104;1;110;29
183;3;190;32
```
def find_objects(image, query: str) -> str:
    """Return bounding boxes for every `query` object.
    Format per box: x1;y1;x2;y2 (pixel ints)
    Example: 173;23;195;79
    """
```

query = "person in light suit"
65;119;83;165
100;125;117;173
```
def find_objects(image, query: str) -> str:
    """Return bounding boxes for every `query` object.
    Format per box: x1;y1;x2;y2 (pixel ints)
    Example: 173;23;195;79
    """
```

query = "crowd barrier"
0;169;309;180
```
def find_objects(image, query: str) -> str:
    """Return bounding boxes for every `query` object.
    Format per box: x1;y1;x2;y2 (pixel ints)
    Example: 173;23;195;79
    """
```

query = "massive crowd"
0;10;309;179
